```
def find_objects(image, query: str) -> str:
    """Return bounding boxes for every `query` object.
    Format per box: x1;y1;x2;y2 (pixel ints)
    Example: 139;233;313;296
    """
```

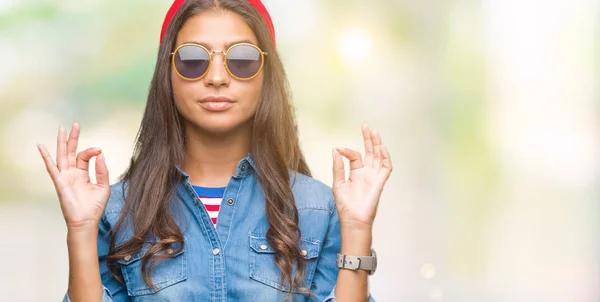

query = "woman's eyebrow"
181;39;255;49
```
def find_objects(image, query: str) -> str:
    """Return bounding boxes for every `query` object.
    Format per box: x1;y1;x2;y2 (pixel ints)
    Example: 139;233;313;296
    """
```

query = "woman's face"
171;9;264;134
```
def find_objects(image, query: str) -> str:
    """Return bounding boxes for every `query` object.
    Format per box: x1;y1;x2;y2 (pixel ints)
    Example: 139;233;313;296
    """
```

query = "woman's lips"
200;101;233;111
199;96;235;112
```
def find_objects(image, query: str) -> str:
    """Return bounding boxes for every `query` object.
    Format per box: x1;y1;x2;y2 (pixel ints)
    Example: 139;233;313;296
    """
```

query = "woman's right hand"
37;122;110;231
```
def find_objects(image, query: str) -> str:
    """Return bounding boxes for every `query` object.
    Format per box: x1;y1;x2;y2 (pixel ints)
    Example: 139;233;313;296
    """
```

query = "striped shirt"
192;185;226;227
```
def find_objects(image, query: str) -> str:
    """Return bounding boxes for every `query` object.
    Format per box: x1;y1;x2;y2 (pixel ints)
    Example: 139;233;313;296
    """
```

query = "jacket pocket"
249;233;321;293
116;240;187;296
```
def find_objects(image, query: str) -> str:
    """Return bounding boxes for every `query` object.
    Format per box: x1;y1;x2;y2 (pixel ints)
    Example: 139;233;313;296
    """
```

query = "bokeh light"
337;28;372;64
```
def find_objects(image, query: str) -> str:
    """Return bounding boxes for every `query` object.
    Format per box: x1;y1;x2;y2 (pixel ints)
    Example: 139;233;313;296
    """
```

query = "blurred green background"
0;0;598;301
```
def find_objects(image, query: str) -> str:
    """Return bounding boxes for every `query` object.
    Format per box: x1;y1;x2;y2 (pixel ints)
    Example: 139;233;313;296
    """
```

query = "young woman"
37;0;393;301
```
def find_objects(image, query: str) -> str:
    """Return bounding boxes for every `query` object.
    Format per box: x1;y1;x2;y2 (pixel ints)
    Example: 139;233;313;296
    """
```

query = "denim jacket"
63;153;375;302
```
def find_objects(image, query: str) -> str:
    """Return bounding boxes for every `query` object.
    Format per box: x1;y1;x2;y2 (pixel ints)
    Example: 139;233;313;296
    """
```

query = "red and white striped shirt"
192;186;226;227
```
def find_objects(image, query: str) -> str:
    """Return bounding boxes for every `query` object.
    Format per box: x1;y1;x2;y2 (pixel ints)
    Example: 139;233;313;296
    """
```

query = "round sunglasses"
171;42;267;81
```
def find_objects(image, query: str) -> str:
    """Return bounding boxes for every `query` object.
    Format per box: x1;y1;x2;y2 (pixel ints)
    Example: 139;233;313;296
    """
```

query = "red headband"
159;0;276;48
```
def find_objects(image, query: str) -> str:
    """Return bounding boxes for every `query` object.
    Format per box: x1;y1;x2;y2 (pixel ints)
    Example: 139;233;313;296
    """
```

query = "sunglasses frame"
170;42;268;81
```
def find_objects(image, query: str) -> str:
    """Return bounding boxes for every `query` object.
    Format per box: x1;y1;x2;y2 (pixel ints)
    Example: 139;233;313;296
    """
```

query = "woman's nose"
204;52;230;87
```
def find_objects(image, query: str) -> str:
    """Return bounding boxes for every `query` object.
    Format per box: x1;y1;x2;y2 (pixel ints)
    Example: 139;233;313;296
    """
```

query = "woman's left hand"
332;124;393;231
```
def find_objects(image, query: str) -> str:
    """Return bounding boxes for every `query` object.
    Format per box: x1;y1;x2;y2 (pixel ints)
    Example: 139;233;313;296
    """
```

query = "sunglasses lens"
226;45;263;79
174;45;210;79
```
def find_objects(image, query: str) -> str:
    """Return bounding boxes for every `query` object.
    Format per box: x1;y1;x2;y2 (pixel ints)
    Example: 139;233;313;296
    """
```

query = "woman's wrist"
340;226;373;256
67;225;99;249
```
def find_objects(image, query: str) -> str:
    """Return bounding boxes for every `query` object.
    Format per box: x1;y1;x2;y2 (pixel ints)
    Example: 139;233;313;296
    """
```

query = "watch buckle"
342;254;361;270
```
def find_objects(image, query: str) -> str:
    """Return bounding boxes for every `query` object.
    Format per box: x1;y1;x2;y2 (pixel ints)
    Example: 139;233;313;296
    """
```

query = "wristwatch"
336;248;377;275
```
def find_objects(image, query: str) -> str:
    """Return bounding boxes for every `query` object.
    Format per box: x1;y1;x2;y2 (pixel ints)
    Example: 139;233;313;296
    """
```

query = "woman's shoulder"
289;171;335;214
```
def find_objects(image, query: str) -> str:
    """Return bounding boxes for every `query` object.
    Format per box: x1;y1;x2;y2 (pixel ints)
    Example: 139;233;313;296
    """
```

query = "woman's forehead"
176;9;258;49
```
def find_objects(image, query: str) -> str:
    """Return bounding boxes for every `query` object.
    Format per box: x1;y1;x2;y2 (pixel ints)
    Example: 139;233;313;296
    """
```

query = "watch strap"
336;248;377;275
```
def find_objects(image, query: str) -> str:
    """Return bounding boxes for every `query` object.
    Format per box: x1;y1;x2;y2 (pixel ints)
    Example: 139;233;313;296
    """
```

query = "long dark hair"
105;0;313;297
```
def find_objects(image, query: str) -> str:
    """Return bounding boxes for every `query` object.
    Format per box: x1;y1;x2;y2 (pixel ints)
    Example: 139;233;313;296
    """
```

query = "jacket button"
260;244;268;250
123;255;132;261
301;250;308;256
166;248;174;255
227;198;234;206
213;248;220;255
241;164;246;171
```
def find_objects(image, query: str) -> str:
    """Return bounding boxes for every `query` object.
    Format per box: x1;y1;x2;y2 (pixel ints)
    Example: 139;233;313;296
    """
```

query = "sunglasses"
171;42;267;81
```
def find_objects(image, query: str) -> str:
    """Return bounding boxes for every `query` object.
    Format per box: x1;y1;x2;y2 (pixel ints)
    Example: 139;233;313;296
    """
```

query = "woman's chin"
193;119;250;135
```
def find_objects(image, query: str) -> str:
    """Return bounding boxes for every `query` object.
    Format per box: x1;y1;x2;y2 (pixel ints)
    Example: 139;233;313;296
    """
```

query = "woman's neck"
181;123;252;187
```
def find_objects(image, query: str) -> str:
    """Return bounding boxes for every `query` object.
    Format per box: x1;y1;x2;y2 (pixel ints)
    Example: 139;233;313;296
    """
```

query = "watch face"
370;248;377;276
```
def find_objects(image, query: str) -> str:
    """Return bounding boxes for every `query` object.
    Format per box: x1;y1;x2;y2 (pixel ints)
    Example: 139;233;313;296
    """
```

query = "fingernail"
94;147;102;152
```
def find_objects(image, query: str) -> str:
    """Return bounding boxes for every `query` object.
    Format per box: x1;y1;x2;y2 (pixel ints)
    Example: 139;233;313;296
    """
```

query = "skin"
37;8;392;302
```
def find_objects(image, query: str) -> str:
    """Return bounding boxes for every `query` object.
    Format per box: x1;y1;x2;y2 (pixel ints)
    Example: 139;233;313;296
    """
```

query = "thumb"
95;151;110;189
332;148;345;188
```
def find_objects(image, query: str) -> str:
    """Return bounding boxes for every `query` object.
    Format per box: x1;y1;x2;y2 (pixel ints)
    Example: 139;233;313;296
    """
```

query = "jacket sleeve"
62;286;114;302
312;195;376;302
62;213;130;302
